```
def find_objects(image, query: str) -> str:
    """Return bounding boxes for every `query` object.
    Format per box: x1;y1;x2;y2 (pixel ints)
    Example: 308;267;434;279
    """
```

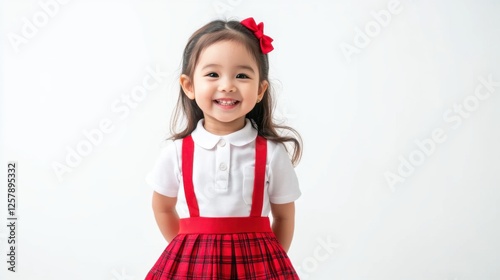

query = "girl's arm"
270;202;295;253
152;191;179;243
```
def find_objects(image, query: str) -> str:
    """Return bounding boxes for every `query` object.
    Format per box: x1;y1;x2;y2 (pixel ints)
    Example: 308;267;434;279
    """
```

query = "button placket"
214;138;230;192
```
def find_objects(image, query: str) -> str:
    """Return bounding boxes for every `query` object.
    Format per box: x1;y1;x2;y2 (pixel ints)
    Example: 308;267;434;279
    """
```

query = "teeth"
218;100;237;105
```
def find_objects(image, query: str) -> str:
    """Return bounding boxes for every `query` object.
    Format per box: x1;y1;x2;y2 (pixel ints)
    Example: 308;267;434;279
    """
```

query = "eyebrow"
201;64;255;74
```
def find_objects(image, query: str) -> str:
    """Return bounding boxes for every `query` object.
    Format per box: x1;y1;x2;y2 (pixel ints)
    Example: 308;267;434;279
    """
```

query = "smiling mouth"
214;99;239;106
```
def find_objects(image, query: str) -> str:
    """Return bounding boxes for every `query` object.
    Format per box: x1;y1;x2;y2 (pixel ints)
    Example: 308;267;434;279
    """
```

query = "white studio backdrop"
1;0;499;279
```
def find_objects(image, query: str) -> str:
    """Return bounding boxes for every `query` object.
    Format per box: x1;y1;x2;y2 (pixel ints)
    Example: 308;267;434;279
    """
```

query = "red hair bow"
240;17;274;54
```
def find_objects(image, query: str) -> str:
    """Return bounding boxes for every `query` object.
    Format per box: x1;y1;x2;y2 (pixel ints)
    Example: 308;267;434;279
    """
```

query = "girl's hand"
152;191;179;243
270;202;295;252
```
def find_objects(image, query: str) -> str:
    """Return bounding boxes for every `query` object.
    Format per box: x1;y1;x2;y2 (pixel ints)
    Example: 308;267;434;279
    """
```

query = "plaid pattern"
145;232;299;279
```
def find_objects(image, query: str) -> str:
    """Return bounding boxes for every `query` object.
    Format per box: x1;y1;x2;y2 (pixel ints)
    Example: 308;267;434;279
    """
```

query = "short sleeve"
145;140;181;197
268;142;301;204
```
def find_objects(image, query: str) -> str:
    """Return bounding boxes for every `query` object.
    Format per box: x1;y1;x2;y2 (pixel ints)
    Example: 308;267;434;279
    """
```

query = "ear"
180;74;195;100
258;80;269;101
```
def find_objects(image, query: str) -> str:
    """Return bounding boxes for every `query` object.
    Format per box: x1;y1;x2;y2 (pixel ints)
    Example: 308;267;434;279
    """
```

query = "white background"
1;0;500;279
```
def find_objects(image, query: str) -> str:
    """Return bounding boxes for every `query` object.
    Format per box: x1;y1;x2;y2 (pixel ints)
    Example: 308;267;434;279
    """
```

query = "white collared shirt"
146;119;301;218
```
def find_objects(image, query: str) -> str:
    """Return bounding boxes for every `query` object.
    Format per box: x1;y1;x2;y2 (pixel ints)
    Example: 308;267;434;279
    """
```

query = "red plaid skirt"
145;231;299;279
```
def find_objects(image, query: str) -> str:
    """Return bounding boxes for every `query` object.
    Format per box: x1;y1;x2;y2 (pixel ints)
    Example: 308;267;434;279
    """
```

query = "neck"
202;118;246;135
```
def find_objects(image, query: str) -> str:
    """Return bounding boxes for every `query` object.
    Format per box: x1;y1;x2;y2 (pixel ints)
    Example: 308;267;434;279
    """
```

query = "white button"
218;139;226;147
219;163;227;171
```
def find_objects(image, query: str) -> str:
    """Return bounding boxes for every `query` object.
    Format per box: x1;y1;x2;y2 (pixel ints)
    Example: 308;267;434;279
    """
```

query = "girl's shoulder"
260;137;292;162
157;138;182;157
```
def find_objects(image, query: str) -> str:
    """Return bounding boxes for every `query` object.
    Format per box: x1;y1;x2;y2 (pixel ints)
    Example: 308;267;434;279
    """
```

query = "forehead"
196;40;258;69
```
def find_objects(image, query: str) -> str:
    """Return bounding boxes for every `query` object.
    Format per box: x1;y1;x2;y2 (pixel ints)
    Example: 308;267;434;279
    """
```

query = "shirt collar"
191;119;257;149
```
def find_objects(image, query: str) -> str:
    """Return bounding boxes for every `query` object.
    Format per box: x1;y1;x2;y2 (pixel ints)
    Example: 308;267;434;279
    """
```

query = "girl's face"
180;40;268;135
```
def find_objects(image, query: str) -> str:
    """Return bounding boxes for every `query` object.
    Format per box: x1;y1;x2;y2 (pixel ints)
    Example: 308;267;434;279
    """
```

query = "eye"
236;73;250;79
206;72;219;78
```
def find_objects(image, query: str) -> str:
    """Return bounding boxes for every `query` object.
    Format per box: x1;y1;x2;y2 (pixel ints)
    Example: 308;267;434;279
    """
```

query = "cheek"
195;84;213;96
192;78;210;93
245;84;260;96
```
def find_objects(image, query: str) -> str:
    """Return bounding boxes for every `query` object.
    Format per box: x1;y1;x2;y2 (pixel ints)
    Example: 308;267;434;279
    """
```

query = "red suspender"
181;135;199;217
182;135;267;218
250;136;267;217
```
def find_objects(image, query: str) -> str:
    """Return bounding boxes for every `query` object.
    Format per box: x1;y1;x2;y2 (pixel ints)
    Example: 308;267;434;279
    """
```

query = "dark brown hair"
169;19;302;165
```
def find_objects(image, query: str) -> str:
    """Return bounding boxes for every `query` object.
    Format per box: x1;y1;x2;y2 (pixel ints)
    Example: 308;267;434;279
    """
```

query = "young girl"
145;17;303;279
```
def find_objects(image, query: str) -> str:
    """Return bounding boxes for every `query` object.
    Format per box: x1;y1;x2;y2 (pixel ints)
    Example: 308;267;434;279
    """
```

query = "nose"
218;77;236;93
